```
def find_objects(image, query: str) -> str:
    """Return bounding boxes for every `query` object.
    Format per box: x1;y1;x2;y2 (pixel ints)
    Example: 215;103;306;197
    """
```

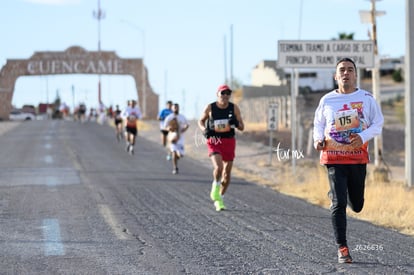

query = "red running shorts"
207;137;236;161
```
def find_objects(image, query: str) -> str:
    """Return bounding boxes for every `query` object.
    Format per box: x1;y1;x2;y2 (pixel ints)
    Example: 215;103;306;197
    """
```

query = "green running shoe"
210;182;221;201
214;197;226;211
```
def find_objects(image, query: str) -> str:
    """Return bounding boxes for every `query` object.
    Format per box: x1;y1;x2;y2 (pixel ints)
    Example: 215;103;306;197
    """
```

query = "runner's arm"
198;104;211;132
163;114;172;130
233;104;244;131
313;101;327;149
358;98;384;144
180;116;190;133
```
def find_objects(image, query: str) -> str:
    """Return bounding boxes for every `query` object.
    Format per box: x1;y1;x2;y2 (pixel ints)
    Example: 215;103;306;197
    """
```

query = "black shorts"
161;129;169;136
126;126;137;136
115;119;122;125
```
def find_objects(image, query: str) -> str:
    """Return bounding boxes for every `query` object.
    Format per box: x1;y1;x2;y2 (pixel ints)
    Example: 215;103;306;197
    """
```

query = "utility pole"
93;0;105;105
230;24;233;87
223;35;228;84
359;0;385;168
71;85;75;115
141;33;146;118
405;0;414;187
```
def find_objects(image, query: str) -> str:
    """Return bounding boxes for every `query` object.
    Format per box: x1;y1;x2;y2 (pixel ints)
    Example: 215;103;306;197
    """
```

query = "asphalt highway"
0;120;413;274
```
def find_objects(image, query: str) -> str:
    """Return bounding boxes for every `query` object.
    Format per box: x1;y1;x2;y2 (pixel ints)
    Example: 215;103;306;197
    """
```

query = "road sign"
278;40;375;68
267;103;278;131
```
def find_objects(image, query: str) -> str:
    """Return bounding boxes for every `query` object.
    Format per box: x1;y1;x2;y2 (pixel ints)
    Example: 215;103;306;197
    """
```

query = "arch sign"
0;46;158;120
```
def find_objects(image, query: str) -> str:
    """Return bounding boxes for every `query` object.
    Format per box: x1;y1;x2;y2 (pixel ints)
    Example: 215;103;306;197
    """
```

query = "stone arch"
0;46;158;120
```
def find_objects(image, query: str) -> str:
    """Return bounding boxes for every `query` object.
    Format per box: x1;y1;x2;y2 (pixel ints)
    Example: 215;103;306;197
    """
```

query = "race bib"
213;119;231;133
334;109;359;132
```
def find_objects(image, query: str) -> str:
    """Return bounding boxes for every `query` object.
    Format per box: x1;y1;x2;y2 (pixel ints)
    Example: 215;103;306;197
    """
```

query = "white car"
9;110;36;121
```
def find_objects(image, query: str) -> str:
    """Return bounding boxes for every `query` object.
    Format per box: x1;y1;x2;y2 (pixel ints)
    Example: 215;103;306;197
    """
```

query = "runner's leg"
327;164;349;248
347;164;366;213
210;154;223;182
221;160;233;195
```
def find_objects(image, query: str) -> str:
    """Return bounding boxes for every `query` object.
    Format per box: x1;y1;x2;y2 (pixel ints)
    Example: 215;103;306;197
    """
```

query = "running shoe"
214;197;226;211
210;182;221;201
172;168;179;174
129;145;134;155
166;154;172;161
338;246;353;263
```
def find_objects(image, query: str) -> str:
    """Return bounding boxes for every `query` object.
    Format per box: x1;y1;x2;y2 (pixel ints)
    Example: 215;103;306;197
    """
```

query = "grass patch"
355;180;414;236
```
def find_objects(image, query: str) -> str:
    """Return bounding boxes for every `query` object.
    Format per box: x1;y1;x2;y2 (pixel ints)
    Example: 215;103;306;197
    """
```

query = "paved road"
0;120;413;274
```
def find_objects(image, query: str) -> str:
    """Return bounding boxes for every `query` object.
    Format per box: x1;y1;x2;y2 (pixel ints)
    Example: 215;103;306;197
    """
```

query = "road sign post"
268;103;278;165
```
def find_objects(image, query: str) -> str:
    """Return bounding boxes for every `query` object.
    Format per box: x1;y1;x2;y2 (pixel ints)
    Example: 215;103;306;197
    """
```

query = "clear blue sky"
1;0;405;119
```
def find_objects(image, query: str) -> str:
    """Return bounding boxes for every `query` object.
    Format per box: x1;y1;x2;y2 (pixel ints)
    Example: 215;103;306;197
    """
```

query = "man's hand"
349;133;363;148
229;116;239;128
203;128;214;138
315;139;325;151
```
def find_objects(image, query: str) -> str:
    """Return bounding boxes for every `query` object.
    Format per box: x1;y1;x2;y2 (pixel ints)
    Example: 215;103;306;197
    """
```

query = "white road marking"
42;219;65;256
44;155;53;163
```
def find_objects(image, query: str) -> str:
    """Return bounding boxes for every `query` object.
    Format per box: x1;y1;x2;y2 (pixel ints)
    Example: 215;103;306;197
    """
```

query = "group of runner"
111;97;191;172
109;58;384;264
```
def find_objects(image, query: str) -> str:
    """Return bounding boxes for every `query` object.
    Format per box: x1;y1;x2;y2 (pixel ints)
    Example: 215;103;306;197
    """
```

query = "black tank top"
208;102;235;138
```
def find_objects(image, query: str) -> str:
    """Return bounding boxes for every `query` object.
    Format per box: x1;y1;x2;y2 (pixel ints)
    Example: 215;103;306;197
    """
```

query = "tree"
392;68;403;83
332;32;355;40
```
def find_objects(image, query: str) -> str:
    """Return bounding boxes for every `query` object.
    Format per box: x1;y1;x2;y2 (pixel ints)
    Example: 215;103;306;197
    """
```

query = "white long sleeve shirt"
313;88;384;164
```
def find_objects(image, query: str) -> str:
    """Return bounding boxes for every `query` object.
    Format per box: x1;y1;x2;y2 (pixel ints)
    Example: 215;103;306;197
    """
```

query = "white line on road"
44;155;53;163
42;218;65;256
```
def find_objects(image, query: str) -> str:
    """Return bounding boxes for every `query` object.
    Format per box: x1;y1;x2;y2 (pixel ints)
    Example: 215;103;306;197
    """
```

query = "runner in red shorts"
198;84;244;211
121;99;142;155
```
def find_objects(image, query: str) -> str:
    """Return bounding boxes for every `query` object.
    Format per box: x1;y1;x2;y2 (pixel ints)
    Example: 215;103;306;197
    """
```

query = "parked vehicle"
9;110;36;121
21;104;36;115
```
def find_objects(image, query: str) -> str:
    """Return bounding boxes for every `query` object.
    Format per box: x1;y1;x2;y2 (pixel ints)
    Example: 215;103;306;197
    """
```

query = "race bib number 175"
334;109;359;132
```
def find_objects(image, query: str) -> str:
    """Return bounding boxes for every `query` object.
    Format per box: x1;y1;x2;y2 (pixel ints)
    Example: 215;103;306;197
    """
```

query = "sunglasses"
220;90;232;96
